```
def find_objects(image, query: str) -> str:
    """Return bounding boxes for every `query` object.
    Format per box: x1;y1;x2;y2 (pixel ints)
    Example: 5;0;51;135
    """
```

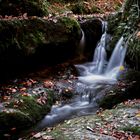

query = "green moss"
91;5;103;13
127;34;140;69
107;0;140;69
0;17;81;50
122;126;140;135
17;96;42;122
59;17;80;33
71;2;86;14
16;89;54;122
0;19;47;56
0;88;54;136
0;109;32;131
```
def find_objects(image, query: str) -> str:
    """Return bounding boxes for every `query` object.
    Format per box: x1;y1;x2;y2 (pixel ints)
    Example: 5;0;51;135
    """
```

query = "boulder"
0;89;54;139
0;17;81;79
98;70;140;109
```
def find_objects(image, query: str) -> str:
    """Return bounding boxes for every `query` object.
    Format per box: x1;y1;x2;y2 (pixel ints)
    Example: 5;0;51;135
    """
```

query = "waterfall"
36;21;127;129
77;21;127;84
92;31;107;74
78;29;85;59
105;36;127;78
79;29;85;49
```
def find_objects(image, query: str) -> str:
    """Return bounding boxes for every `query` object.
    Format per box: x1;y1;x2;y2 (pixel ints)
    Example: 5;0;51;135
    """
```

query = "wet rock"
27;99;140;140
98;70;140;109
107;0;140;70
80;18;102;60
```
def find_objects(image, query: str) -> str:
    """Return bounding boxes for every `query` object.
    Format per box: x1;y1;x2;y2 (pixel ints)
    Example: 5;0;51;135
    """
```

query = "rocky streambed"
27;99;140;140
1;62;140;140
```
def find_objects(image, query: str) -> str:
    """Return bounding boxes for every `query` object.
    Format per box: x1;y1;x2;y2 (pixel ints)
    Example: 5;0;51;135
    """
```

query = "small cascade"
36;21;127;129
92;31;107;74
77;22;127;83
76;21;108;75
79;29;85;49
105;36;127;78
78;29;85;59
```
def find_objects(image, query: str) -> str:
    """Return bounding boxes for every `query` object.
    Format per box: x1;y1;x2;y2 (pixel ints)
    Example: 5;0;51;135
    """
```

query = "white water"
37;21;127;129
77;23;127;84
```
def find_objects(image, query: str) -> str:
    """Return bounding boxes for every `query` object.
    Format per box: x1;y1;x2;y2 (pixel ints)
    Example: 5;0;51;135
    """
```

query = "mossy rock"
0;17;81;57
0;0;49;16
0;89;54;138
99;70;140;109
0;17;81;80
107;0;140;69
0;109;32;132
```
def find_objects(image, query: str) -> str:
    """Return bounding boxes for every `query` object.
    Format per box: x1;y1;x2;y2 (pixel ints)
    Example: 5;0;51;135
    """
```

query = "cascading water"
105;36;127;78
78;22;127;84
36;21;127;129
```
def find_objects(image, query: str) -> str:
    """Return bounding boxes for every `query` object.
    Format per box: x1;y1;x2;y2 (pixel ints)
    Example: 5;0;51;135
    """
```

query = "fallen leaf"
33;133;41;138
11;127;16;131
42;135;54;140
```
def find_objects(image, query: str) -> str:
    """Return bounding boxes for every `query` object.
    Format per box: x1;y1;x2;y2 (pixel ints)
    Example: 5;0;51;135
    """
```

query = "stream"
36;21;127;130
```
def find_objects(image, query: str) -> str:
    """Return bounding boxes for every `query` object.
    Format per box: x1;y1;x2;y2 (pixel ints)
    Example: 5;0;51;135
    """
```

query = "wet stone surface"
27;99;140;140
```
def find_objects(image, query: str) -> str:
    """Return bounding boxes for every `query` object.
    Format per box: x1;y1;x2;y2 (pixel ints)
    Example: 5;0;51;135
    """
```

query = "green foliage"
127;35;140;69
107;0;140;69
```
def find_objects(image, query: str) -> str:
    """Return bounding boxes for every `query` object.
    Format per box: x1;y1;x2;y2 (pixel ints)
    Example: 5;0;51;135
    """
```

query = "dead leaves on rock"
91;99;140;139
32;132;54;140
44;80;54;89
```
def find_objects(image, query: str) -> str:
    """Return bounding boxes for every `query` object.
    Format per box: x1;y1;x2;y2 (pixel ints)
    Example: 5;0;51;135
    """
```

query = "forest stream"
1;18;138;140
36;21;127;129
0;0;140;139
